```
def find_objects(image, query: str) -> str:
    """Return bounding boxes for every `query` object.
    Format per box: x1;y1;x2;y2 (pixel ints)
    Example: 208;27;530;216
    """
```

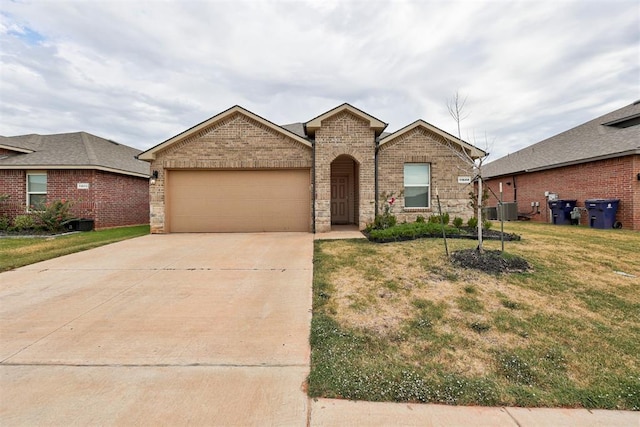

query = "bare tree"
445;91;490;252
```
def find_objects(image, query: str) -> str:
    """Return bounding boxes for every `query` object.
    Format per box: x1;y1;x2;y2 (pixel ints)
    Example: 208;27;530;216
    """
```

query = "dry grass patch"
309;222;640;409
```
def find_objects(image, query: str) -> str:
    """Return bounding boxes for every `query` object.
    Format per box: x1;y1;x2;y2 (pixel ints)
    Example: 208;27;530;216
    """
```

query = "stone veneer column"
314;112;376;232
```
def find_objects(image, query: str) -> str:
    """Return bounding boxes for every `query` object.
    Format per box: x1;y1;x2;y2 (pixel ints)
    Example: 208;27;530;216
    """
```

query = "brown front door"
331;176;349;224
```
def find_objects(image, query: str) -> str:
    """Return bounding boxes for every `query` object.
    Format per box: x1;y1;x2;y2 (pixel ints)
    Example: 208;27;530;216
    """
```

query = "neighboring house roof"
0;132;149;177
138;105;312;161
484;101;640;178
305;103;388;137
379;119;487;159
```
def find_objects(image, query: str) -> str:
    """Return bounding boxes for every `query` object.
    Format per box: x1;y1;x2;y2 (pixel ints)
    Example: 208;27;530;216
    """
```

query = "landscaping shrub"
371;191;401;230
33;199;74;231
483;220;493;230
13;215;38;231
467;217;478;228
0;215;10;231
429;213;450;225
415;215;425;223
367;221;460;241
453;217;463;228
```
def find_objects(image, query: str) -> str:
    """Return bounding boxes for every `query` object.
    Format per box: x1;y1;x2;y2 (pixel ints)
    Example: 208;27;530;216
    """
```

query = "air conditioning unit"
497;202;518;221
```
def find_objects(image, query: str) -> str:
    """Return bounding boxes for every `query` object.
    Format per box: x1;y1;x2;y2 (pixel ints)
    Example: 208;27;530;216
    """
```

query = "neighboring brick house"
138;104;485;233
483;101;640;231
0;132;150;229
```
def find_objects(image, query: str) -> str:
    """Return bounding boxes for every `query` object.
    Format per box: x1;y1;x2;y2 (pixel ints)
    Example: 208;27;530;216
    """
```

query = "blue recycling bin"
585;199;620;229
548;199;577;225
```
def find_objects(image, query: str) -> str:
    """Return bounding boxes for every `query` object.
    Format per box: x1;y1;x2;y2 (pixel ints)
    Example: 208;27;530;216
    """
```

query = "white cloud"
1;0;638;160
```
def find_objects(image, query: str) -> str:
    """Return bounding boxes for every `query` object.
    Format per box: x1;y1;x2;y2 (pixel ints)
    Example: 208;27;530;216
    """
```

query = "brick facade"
314;111;376;232
140;105;480;233
148;112;313;233
378;127;475;223
0;169;149;229
484;155;640;231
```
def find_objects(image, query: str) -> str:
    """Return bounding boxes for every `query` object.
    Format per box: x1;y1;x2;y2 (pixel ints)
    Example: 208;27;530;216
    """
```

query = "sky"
1;0;638;162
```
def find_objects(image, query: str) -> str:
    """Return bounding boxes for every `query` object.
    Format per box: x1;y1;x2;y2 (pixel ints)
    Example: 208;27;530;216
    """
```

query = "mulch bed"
451;249;532;274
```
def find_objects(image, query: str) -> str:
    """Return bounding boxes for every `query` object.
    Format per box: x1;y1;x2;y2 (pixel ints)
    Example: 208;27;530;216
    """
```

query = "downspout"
374;139;379;216
512;175;517;202
309;125;316;233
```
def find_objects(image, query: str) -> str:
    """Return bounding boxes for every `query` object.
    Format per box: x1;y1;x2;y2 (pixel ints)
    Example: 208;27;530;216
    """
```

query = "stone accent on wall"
314;111;377;231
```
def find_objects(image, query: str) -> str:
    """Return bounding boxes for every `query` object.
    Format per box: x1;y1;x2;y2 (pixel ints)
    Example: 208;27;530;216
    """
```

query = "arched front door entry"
330;155;359;225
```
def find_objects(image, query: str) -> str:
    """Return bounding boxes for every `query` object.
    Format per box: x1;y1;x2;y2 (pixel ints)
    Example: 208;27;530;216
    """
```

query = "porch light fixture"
150;170;159;184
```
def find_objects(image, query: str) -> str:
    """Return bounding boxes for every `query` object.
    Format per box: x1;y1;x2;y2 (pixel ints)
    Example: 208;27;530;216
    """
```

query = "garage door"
167;170;311;232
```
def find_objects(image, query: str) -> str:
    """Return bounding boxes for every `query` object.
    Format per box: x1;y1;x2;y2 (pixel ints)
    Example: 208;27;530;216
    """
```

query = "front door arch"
330;155;359;225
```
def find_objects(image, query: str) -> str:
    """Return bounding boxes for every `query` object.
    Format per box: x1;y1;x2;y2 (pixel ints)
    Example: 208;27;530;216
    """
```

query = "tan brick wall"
149;112;313;233
314;111;376;231
378;127;475;223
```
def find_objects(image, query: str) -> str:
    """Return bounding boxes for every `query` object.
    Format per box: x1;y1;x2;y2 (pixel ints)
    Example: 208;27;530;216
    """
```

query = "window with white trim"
404;163;430;208
27;172;47;210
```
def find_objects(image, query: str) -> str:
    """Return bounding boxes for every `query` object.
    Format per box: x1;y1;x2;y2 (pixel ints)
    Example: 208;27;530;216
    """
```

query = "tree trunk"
477;176;483;252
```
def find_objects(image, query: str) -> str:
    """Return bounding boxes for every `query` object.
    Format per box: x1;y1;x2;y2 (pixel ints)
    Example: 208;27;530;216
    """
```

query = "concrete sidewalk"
310;398;638;426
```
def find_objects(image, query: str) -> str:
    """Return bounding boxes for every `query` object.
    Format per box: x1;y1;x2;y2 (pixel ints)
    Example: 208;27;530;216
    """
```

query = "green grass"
0;225;149;272
309;222;640;410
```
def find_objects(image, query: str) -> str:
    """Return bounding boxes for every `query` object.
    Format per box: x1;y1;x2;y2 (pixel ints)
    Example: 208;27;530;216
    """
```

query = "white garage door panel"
167;170;310;232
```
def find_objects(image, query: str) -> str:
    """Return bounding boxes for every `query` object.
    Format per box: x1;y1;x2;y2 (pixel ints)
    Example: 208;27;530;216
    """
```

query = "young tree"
445;91;490;252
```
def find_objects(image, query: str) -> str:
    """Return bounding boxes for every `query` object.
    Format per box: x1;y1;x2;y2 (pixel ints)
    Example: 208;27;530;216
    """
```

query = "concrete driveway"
0;233;313;426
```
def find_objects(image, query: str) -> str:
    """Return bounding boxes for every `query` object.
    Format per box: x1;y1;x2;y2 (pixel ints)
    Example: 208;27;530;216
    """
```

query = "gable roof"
379;119;487;159
484;101;640;178
305;103;387;137
138;105;312;161
0;132;149;177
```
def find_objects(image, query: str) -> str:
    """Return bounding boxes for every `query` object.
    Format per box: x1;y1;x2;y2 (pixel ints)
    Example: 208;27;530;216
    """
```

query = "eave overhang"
138;105;312;161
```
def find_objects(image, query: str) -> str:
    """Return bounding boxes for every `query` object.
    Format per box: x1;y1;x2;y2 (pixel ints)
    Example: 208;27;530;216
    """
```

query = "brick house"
138;104;485;233
0;132;150;229
483;101;640;231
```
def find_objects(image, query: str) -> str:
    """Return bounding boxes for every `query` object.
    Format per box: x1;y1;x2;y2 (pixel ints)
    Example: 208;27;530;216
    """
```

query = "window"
27;173;47;210
404;163;430;208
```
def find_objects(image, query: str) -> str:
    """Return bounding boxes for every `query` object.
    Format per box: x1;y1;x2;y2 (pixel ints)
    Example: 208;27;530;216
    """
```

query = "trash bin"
63;218;94;231
76;219;95;231
585;199;620;229
548;199;577;225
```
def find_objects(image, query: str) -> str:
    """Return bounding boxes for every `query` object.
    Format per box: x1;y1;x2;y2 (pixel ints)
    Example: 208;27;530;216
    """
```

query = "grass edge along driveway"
308;222;640;410
0;225;149;272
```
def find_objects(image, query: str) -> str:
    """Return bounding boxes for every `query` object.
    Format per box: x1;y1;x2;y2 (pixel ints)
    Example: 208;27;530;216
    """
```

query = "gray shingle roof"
280;122;308;139
0;132;149;177
483;101;640;178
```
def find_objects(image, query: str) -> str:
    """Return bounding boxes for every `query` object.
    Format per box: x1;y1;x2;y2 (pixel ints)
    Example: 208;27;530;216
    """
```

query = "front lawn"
0;225;149;272
309;222;640;410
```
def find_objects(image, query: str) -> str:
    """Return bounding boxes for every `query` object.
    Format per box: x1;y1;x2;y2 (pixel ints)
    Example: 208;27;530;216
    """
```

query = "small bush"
367;221;460;241
33;199;74;232
429;213;450;225
453;217;464;228
13;215;38;231
483;220;493;230
467;217;478;228
415;215;425;223
0;215;10;231
373;214;397;230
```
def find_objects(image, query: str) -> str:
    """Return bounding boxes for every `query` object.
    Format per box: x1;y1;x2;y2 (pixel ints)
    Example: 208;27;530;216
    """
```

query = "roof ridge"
80;132;98;165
